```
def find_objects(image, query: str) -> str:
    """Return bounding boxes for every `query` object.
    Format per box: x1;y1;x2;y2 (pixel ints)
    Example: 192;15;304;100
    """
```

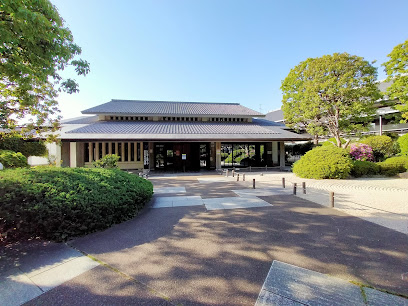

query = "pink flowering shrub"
349;143;374;161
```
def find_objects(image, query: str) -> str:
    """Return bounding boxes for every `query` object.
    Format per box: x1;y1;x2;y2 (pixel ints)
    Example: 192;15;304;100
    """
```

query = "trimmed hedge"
0;135;47;157
398;134;408;155
351;161;380;177
292;146;353;179
377;156;408;176
0;168;153;243
0;150;29;168
360;135;395;161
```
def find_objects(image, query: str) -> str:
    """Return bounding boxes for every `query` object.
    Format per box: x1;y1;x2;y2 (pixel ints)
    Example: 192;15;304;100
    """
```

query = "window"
130;143;135;161
124;143;129;162
85;143;89;162
118;143;122;161
137;143;141;161
99;143;103;159
111;143;116;154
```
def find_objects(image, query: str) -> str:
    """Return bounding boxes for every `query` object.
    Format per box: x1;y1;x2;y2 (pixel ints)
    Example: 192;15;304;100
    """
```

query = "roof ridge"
110;99;240;105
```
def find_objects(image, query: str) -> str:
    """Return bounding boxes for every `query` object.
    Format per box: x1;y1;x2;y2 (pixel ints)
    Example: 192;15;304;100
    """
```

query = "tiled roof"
264;109;284;122
61;120;310;141
82;100;263;116
67;121;279;135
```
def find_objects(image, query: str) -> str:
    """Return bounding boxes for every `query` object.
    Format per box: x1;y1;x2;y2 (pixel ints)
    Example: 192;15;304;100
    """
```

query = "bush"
360;135;395;161
351;161;380;177
292;146;353;179
398;134;408;156
0;168;153;243
92;154;120;168
349;143;374;161
377;156;408;176
322;137;347;146
0;150;29;168
0;135;47;157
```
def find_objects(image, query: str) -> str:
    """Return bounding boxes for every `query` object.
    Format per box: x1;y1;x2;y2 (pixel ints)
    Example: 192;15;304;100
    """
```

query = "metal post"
237;174;239;181
232;170;235;177
253;179;256;189
293;183;297;195
243;173;245;181
330;192;334;207
226;169;229;177
302;182;306;194
282;177;285;188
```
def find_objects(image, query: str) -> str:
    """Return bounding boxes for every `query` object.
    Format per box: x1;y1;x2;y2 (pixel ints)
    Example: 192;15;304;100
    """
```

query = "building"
54;100;310;171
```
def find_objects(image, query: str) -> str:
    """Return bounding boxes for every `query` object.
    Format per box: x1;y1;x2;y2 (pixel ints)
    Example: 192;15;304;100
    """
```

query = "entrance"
154;143;210;171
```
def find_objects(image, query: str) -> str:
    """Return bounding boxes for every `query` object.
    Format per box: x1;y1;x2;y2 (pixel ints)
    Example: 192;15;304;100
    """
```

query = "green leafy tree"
383;39;408;122
281;53;380;147
0;0;90;138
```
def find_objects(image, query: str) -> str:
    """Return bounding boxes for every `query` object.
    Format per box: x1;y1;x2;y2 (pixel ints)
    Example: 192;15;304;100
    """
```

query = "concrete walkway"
1;173;407;305
223;171;408;234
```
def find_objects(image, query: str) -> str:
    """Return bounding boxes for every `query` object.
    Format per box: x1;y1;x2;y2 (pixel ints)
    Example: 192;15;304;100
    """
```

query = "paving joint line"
66;243;182;306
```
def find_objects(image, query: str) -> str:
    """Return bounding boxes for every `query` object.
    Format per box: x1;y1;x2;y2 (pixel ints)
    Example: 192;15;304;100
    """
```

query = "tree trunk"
313;134;319;145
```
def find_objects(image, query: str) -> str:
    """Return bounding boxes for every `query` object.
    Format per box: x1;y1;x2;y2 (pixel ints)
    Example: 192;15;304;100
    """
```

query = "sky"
51;0;408;119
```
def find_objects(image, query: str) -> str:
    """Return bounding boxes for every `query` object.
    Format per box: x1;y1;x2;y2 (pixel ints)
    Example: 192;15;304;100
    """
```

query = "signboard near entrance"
182;154;187;160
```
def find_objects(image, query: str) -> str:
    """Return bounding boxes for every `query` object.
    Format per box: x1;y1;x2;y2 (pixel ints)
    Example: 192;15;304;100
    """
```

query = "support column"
108;142;112;154
95;142;100;160
128;142;132;162
102;141;106;157
279;141;285;170
379;115;383;136
70;142;77;168
121;142;125;162
115;143;119;157
89;142;93;162
215;142;221;170
134;142;138;161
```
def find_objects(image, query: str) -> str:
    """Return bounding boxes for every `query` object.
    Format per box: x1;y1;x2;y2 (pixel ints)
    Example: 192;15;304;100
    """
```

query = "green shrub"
0;168;153;243
322;137;347;147
0;150;29;168
360;135;395;161
398;134;408;156
292;146;353;179
0;135;47;157
377;156;408;177
92;154;120;168
351;161;380;177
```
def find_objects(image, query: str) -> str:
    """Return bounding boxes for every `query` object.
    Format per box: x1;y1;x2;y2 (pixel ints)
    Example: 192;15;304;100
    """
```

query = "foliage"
350;161;380;177
0;133;47;157
322;138;347;146
281;53;380;147
378;156;408;174
92;154;120;169
383;39;408;122
349;143;374;161
0;150;28;168
285;141;314;156
360;135;396;161
0;168;153;243
292;146;353;179
0;0;90;137
397;134;408;155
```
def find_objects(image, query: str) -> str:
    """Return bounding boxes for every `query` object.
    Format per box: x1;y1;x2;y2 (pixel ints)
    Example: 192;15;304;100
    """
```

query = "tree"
383;39;408;122
281;53;380;147
0;0;90;138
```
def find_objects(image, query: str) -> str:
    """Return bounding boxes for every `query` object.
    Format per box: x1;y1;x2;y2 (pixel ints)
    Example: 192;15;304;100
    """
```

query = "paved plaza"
1;173;407;305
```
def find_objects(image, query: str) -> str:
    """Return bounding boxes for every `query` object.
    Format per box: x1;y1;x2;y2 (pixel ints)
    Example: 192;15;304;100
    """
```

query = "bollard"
253;178;256;189
282;177;285;188
243;173;245;181
232;170;235;177
302;182;306;194
249;166;252;172
293;183;297;195
265;165;268;172
226;169;229;177
237;174;240;181
330;192;334;207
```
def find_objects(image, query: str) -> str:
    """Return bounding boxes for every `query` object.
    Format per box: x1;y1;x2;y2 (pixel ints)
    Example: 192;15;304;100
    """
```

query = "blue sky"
51;0;408;119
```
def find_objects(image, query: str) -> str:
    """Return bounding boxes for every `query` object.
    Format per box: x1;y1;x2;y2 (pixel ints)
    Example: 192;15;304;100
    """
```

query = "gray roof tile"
82;100;263;116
